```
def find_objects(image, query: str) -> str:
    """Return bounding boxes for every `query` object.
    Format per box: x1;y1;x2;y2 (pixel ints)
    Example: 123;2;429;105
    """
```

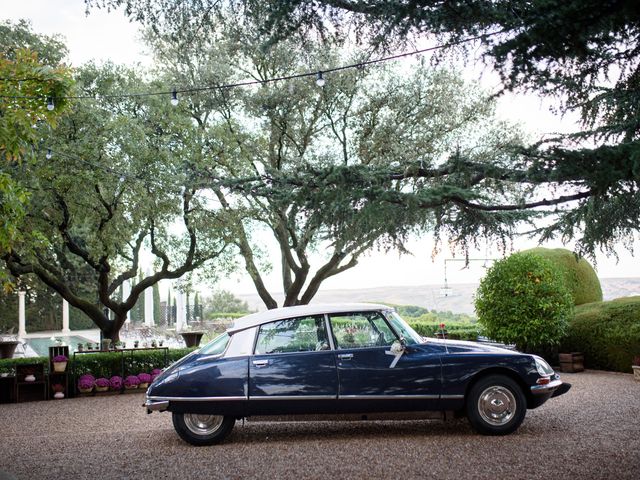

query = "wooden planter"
559;352;584;373
633;365;640;382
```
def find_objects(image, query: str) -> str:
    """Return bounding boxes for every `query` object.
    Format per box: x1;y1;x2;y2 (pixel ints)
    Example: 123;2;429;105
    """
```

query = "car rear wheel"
172;413;235;446
466;374;527;435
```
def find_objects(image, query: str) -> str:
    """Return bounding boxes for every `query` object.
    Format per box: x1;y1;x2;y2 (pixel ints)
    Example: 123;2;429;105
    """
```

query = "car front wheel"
172;412;235;446
466;374;527;435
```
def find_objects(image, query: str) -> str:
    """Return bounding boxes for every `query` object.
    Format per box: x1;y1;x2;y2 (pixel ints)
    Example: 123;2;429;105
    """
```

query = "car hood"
423;338;522;355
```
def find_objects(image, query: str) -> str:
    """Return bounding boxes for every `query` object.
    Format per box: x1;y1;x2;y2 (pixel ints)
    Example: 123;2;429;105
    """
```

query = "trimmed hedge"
475;252;574;351
561;296;640;372
408;321;481;341
0;347;196;376
523;247;602;306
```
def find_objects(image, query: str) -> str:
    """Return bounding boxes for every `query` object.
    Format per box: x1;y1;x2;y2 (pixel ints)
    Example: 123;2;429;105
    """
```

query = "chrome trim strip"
440;394;464;399
146;395;247;402
530;379;562;394
250;395;338;401
339;394;440;400
144;399;169;411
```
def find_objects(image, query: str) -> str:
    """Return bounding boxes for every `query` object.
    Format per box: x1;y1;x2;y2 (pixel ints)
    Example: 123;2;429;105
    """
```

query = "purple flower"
78;377;94;390
95;378;109;388
137;373;152;384
151;368;163;376
79;373;96;383
109;376;123;390
53;355;68;362
124;375;140;387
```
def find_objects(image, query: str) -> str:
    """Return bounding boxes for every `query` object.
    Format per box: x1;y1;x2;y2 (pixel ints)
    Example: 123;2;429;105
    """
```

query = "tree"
205;290;249;315
1;60;232;341
0;20;73;257
92;1;640;258
153;282;161;324
142;8;526;308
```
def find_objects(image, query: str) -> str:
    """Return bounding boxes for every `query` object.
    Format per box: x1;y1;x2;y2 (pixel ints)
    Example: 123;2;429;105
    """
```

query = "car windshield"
386;311;423;345
198;333;230;356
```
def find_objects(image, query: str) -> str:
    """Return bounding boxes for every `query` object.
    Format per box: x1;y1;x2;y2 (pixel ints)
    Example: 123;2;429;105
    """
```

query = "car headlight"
534;356;554;376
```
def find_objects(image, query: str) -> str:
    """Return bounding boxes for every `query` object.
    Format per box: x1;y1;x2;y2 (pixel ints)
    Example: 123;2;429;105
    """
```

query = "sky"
2;1;639;296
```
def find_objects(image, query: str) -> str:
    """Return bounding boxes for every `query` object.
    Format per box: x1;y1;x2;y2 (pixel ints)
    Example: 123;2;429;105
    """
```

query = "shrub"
523;247;602;306
561;296;640;372
0;357;48;374
137;372;152;384
475;252;574;351
408;320;481;341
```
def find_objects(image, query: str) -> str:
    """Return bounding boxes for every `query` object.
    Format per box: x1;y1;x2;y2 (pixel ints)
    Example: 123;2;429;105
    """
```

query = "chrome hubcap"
184;414;224;436
478;386;516;426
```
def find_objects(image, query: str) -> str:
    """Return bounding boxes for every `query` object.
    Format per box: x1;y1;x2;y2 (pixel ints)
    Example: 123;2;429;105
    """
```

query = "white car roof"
227;303;393;334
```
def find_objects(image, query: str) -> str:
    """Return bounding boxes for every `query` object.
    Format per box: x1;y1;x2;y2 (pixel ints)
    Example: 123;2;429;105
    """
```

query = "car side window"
329;312;398;349
255;315;329;354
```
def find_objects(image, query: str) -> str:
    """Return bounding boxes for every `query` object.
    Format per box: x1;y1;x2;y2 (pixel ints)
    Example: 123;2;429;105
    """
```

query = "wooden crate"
559;352;584;373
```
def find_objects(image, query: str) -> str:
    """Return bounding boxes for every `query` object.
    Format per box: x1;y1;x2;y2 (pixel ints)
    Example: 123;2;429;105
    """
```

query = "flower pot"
0;341;19;359
53;361;67;373
78;387;93;394
138;382;149;389
95;386;109;392
633;365;640;381
180;331;205;348
24;374;36;382
559;352;584;373
124;385;138;390
53;392;64;399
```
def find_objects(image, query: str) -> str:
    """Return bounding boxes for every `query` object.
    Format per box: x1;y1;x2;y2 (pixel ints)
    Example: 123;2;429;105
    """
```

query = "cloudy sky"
3;1;638;294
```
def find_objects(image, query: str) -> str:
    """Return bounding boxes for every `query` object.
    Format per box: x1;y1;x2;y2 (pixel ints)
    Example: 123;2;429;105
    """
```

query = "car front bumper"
144;397;169;413
528;377;571;408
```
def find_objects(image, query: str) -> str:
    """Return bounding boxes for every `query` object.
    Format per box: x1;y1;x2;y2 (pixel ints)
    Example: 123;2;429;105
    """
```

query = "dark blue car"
145;303;570;445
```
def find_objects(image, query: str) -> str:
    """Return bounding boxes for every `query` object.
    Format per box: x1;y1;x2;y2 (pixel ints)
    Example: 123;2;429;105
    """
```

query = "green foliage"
204;290;249;317
561;297;640;373
475;252;574;351
0;347;196;376
0;356;48;374
523;248;602;306
407;321;480;341
153;283;161;324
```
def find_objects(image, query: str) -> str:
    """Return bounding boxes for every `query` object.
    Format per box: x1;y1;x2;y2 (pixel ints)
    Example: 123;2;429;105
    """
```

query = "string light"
0;31;501;104
171;88;179;106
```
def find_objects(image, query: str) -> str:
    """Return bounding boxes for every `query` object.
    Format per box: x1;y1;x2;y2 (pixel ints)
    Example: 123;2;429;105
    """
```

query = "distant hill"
237;277;640;315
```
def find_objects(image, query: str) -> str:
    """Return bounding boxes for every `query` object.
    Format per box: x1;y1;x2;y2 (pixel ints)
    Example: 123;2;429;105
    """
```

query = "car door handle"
252;359;269;367
337;353;353;360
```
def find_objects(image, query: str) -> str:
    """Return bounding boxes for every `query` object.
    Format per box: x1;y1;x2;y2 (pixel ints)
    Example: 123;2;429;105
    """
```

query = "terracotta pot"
0;341;19;359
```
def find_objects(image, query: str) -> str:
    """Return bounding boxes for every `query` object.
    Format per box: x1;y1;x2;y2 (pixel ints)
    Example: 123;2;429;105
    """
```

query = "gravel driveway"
1;371;638;480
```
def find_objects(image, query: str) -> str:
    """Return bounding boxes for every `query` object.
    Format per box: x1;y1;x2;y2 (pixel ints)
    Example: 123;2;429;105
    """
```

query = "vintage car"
145;303;570;445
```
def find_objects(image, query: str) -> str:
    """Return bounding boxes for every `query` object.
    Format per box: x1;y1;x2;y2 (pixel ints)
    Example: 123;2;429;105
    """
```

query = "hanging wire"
0;30;504;102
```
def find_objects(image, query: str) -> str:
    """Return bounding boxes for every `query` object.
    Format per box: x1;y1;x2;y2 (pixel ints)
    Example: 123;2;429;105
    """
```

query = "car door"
329;311;441;411
248;314;338;415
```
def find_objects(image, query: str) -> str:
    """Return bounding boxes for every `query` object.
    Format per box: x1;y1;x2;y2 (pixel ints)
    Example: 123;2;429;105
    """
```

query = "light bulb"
316;71;325;87
171;89;179;106
47;97;55;111
46;149;52;160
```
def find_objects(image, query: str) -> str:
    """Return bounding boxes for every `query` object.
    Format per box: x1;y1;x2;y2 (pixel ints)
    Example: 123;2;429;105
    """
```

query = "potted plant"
124;375;140;390
633;356;640;382
86;342;93;350
23;367;36;382
109;375;123;391
95;377;110;392
51;383;65;399
0;328;19;359
77;343;84;352
52;354;68;373
77;374;95;394
151;339;157;348
158;340;164;347
137;372;152;389
151;368;163;380
133;340;139;348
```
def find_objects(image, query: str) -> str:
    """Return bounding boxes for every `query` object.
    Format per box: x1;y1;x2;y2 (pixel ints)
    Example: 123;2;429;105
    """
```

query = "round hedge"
561;296;640;372
522;248;602;306
475;252;574;351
